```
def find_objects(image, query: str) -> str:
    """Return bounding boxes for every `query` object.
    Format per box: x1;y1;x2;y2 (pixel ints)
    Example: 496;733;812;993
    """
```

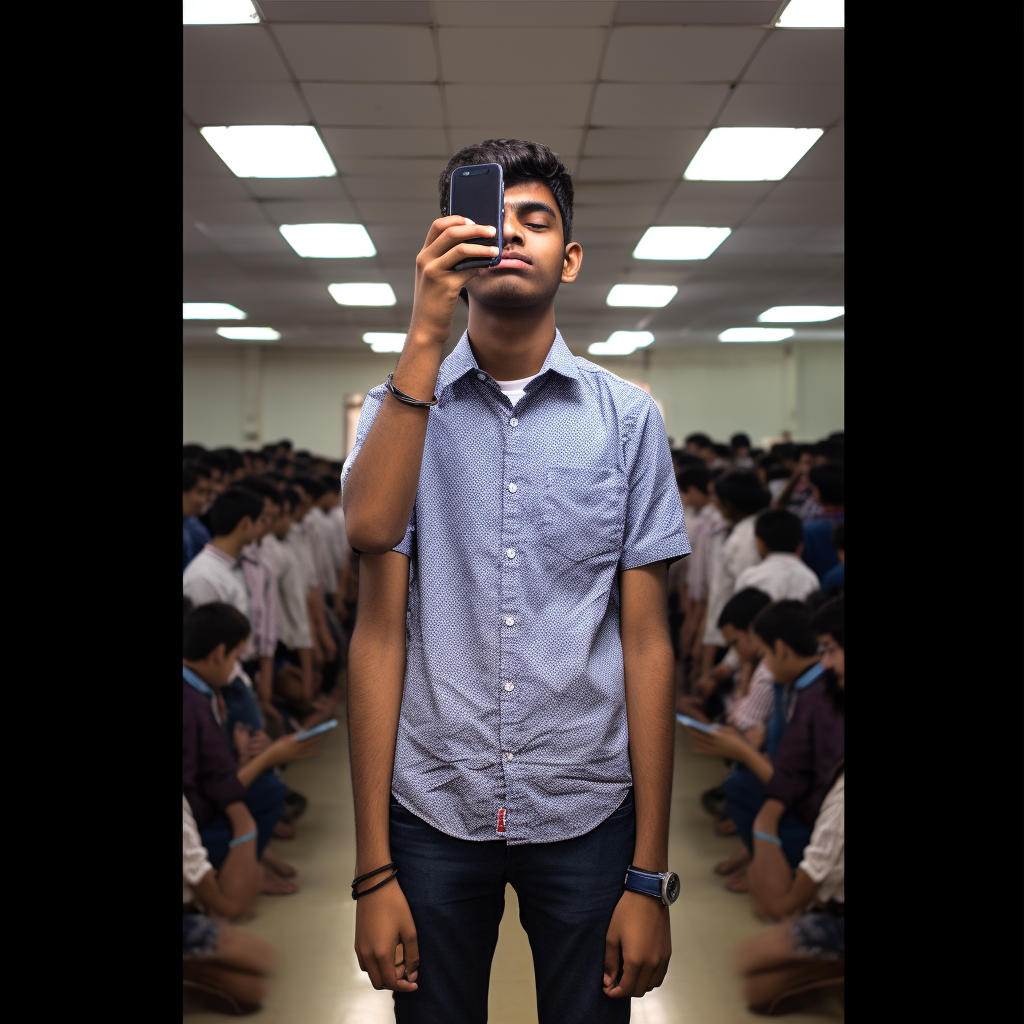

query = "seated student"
735;601;845;1014
183;602;322;894
735;509;822;603
820;523;844;595
730;433;754;470
196;451;229;533
772;445;820;522
183;462;213;570
801;464;845;581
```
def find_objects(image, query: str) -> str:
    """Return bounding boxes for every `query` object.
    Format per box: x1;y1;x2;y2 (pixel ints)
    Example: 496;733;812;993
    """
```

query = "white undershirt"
494;373;540;407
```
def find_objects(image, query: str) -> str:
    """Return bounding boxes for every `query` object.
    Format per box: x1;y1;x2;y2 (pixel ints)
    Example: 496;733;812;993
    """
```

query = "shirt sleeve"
798;775;844;884
182;572;224;609
763;686;816;810
619;396;690;572
195;695;247;815
340;382;415;557
183;795;214;888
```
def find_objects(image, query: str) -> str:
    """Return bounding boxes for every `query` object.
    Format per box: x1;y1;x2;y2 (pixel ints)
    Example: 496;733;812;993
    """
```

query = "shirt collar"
182;665;214;697
203;543;238;568
794;661;825;691
435;328;580;398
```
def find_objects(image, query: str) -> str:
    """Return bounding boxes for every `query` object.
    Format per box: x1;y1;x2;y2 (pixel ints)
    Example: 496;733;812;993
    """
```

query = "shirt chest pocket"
541;464;627;563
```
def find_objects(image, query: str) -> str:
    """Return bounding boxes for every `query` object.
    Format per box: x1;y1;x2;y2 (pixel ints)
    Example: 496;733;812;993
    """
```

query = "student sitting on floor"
735;509;821;603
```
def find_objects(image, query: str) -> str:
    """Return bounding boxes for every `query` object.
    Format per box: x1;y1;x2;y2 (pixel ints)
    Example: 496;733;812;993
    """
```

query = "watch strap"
624;866;665;901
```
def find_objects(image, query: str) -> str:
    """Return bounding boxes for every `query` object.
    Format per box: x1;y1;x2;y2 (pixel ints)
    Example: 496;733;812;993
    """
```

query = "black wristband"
351;867;399;900
385;373;438;408
351;862;396;889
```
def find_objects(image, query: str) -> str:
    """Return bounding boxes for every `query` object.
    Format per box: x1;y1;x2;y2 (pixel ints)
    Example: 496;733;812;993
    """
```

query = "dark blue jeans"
721;764;811;869
390;791;636;1024
199;770;288;868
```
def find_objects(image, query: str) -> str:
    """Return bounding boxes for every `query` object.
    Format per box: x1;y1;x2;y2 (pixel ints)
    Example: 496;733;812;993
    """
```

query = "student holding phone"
342;140;690;1023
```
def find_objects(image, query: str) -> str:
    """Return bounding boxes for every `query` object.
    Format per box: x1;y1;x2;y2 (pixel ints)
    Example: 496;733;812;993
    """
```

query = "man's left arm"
603;561;675;1000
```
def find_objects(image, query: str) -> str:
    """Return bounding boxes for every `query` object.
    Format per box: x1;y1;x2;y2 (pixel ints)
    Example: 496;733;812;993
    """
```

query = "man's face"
254;499;279;541
274;505;295;539
721;623;761;663
680;486;706;509
463;181;582;310
208;641;247;688
208;469;225;495
818;633;844;686
183;477;212;517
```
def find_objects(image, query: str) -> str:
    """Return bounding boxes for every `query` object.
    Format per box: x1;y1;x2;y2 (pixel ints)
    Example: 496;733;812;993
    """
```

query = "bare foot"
261;867;298;895
725;869;749;894
273;820;296;839
714;818;738;837
261;848;297;879
714;847;751;876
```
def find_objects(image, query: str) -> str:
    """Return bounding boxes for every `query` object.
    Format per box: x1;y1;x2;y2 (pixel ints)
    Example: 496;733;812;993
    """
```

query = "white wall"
183;341;844;458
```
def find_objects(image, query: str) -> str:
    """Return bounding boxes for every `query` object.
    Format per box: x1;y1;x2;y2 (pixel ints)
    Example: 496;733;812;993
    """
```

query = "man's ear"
773;639;787;662
755;537;769;560
561;241;583;284
211;642;227;665
795;541;804;557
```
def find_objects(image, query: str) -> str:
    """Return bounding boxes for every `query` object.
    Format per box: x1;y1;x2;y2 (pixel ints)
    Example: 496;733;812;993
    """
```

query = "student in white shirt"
735;509;822;604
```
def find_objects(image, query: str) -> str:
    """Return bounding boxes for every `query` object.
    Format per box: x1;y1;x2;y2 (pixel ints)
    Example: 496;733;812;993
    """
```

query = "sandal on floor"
183;979;259;1016
725;869;749;893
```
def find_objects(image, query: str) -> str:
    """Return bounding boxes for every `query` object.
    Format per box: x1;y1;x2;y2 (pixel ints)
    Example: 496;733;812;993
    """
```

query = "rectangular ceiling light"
758;306;844;322
363;332;406;353
606;285;678;308
183;302;247;319
200;126;337;178
777;0;845;28
633;227;731;261
280;224;377;259
719;327;795;342
183;0;259;23
216;326;281;341
329;283;397;306
588;331;654;356
684;128;823;181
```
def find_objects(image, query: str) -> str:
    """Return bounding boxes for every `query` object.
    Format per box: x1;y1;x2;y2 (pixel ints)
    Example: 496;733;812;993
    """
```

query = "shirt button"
505;616;514;626
506;548;515;559
508;483;518;493
504;683;514;691
477;372;487;381
505;751;514;761
509;417;518;427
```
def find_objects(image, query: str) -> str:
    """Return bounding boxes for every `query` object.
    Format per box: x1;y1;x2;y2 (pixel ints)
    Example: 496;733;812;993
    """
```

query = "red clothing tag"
496;808;506;833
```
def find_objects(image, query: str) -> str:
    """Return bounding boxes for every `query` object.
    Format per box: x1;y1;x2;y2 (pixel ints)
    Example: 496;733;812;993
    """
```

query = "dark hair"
832;521;845;551
711;442;731;459
183;443;207;460
672;450;705;470
183;594;195;622
183;602;251;661
730;433;751;450
765;464;792;482
685;432;712;449
213;447;244;474
811;596;844;649
293;474;326;500
813;439;845;465
320;474;341;495
329;460;343;475
183;461;210;492
808;463;844;505
281;487;302;512
208;487;264;537
718;587;772;631
274;439;293;452
752;600;819;657
439;139;574;244
676;465;711;495
754;508;804;552
294;449;313;461
198;451;228;475
238;475;283;507
714;471;770;516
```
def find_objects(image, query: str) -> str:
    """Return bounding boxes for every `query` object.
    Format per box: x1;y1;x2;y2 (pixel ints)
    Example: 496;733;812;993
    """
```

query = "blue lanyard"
182;665;214;698
794;661;825;691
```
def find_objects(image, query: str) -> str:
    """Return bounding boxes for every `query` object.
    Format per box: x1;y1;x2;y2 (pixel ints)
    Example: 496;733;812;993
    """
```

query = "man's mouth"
487;252;532;270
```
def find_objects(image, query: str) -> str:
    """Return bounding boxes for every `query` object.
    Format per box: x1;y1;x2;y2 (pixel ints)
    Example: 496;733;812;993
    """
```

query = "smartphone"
448;163;504;270
294;718;339;742
676;713;722;736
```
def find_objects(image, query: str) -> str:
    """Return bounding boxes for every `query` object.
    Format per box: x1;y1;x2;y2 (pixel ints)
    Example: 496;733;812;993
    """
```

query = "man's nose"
502;208;523;247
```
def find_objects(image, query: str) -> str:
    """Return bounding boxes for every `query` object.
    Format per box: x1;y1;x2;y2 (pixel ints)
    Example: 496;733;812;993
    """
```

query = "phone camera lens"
462;171;470;176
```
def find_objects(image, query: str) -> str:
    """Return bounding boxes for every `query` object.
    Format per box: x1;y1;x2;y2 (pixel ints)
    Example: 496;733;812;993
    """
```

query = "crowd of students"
668;431;845;1014
181;429;843;1017
182;440;355;1014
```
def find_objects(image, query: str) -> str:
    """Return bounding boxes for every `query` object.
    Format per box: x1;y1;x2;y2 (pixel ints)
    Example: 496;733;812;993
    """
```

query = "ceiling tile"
320;127;449;157
343;175;439;201
742;29;844;83
787;122;843;178
768;180;843;205
332;157;447;176
577;157;689;181
614;2;781;25
670;180;777;203
716;226;818;254
183;82;309;124
602;27;765;82
654;203;754;226
258;199;362;224
583;127;704;160
273;25;437;80
575;181;675;205
574;204;658;228
188;201;270;225
446;84;592;126
447;127;583;158
302;83;444;124
183;26;292;81
434;1;615;25
260;1;432;23
591;83;728;125
355;199;442;224
718;83;843;127
573;227;649;248
199;223;296;255
184;176;252;203
439;27;605;81
743;201;842;226
243;178;350;199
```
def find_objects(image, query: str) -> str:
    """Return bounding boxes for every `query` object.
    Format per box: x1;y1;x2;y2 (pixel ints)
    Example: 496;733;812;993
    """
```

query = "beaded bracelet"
753;830;782;847
228;829;257;849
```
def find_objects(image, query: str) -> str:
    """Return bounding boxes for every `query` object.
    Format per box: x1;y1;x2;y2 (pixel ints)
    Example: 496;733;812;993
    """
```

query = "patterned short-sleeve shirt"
341;330;689;844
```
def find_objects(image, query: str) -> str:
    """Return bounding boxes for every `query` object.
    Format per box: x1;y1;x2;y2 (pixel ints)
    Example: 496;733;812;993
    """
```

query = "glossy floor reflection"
185;716;843;1022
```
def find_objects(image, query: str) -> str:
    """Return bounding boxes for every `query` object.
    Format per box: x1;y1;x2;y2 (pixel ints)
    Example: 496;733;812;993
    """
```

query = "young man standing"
183;461;213;569
342;140;689;1022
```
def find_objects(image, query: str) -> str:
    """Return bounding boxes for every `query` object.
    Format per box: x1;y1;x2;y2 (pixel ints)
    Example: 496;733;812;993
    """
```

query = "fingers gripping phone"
294;718;338;742
448;163;504;270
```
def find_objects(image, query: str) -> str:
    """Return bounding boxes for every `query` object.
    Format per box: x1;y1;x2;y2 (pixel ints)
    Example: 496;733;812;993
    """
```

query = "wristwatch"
624;865;680;907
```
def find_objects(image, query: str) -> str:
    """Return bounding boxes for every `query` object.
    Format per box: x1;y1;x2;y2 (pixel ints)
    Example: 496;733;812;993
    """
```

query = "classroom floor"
184;716;843;1023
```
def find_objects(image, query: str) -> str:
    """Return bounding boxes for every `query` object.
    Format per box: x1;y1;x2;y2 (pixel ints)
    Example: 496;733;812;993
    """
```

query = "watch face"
663;872;681;905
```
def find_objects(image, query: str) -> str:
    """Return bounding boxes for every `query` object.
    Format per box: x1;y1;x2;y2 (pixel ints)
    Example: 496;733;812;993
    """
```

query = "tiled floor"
185;719;843;1022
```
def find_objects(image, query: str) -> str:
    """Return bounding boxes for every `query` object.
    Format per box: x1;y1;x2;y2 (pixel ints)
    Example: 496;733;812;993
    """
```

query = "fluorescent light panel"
719;328;795;342
588;331;655;356
363;332;406;353
183;0;259;23
280;224;376;259
183;302;247;320
777;0;844;28
329;283;396;306
216;326;280;341
200;126;337;179
606;284;678;308
684;128;823;181
758;306;844;322
633;226;731;261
